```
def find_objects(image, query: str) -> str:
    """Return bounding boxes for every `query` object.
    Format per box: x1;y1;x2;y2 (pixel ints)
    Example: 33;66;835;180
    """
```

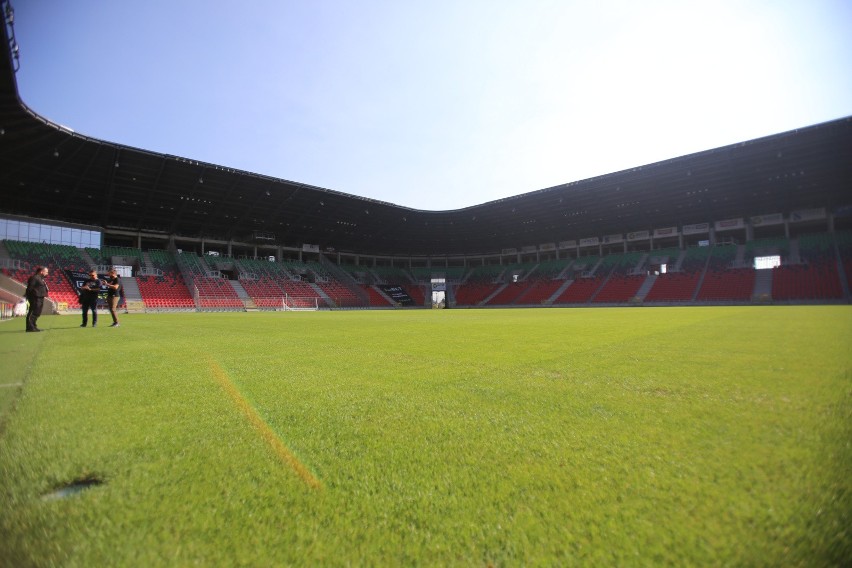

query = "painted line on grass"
207;357;322;490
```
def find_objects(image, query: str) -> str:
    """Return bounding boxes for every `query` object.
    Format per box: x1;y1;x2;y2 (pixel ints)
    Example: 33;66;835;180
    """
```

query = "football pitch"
1;306;849;565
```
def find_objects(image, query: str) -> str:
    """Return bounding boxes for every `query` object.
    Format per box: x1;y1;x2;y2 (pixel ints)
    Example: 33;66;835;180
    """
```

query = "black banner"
65;270;109;300
378;284;414;306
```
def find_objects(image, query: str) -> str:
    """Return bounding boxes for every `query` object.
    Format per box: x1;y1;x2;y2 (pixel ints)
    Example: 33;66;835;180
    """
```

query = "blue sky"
10;0;852;211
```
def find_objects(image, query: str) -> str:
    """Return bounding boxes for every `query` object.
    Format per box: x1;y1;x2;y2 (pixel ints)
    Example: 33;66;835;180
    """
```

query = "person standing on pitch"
25;265;49;332
79;269;101;328
105;267;122;327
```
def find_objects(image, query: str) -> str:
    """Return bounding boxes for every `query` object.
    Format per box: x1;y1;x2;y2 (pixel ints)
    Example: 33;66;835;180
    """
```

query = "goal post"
243;295;320;311
282;295;319;311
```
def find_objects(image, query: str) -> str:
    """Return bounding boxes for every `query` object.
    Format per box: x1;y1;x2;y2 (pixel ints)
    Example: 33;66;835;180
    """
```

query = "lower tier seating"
644;272;701;302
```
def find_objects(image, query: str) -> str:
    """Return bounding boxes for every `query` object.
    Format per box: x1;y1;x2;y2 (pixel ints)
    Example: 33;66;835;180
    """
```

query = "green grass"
1;307;850;566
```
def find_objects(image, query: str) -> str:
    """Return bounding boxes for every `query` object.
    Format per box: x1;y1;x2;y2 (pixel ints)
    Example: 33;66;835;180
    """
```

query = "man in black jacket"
25;265;49;332
79;269;101;328
104;267;122;327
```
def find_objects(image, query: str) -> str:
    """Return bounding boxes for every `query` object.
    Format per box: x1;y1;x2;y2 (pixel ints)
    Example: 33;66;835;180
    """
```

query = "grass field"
0;306;850;566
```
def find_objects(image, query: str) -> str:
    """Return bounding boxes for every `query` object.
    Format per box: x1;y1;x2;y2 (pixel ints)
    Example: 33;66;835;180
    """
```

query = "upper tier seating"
745;236;790;259
598;251;645;276
679;246;712;272
371;265;412;284
87;245;144;266
534;259;573;279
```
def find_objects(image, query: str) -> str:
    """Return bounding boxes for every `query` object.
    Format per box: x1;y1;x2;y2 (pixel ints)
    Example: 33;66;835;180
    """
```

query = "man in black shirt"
25;265;49;332
105;267;122;327
79;269;101;328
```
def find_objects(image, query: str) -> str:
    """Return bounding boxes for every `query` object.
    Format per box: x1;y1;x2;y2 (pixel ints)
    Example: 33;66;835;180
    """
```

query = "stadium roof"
2;12;851;257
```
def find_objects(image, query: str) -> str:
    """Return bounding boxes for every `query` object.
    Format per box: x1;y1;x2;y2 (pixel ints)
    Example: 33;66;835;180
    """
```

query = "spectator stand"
642;247;702;304
835;230;852;298
368;265;427;307
135;249;196;311
591;252;647;304
312;259;369;308
2;239;88;311
770;233;842;302
695;244;755;302
174;251;243;311
452;264;505;307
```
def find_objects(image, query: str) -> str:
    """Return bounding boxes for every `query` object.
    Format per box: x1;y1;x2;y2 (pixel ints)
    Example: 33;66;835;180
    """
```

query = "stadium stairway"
555;263;574;279
369;284;396;306
672;250;688;271
544;279;574;305
752;269;773;300
587;271;614;303
635;274;657;300
734;244;747;267
319;258;370;305
836;257;851;299
228;279;252;305
788;239;801;264
833;238;851;299
0;272;25;302
481;283;508;306
141;251;157;274
310;283;333;307
121;277;142;301
691;250;714;301
119;277;144;313
79;248;97;269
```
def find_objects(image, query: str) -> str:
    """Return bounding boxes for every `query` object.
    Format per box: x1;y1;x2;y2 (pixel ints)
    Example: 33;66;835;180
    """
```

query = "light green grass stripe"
207;356;322;490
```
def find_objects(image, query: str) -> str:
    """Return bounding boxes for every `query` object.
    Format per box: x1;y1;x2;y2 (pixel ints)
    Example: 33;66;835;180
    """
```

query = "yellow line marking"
208;358;321;490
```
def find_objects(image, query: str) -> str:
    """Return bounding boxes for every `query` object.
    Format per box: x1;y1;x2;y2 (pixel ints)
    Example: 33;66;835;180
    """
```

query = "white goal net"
251;296;320;311
283;296;319;311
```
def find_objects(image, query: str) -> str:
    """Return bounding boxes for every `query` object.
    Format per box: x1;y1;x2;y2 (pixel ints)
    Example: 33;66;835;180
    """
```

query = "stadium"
1;3;850;566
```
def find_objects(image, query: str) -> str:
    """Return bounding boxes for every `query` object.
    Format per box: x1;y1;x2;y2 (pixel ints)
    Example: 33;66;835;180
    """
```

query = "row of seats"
453;261;842;305
694;268;755;301
137;273;196;309
771;262;842;300
592;275;645;303
4;232;851;308
643;272;701;302
195;278;243;309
